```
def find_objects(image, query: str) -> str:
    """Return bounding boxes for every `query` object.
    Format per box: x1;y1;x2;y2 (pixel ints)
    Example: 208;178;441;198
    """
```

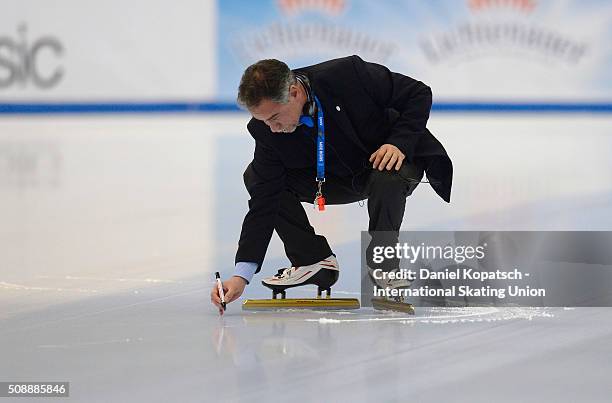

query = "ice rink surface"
2;113;612;402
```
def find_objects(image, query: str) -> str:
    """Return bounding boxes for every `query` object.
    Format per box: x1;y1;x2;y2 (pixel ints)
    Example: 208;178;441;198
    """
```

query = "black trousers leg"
364;162;425;271
274;168;366;267
274;188;333;267
273;162;424;269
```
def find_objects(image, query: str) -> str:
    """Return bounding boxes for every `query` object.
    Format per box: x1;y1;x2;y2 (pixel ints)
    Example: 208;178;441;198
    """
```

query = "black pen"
215;272;226;310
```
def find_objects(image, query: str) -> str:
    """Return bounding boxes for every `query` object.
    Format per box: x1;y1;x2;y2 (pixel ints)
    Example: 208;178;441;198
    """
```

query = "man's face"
249;85;303;133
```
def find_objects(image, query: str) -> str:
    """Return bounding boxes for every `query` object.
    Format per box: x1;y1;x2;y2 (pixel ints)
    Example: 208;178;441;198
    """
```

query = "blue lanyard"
314;95;325;182
313;95;326;211
298;92;326;210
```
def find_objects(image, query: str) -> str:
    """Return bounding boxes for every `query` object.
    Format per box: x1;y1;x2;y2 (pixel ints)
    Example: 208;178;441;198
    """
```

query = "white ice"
1;114;612;402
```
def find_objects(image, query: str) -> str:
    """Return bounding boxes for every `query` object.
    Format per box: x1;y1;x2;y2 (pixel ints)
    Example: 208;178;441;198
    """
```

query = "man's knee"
244;164;296;200
367;163;424;196
243;163;256;195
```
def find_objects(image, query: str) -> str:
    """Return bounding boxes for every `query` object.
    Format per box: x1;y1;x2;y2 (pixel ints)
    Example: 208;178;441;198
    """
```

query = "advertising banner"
219;0;612;102
0;0;216;101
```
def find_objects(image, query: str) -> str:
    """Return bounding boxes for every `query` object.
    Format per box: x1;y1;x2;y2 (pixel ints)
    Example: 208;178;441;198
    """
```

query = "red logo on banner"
469;0;536;13
277;0;346;16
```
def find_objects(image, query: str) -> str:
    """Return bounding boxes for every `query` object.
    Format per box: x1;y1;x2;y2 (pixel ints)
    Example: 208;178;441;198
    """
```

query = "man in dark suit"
211;55;452;312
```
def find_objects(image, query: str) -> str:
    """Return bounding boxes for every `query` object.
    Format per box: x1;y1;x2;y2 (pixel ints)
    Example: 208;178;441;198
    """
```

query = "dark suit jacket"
235;55;453;269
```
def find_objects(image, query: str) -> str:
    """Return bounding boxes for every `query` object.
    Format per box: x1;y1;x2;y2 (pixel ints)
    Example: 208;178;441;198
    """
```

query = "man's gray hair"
237;59;295;109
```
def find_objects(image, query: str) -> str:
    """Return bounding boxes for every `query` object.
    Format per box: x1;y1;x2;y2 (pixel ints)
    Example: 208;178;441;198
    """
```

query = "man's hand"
211;275;247;315
369;144;405;171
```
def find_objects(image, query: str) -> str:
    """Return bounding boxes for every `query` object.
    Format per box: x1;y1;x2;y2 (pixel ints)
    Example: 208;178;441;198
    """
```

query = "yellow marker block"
371;298;415;314
242;298;360;310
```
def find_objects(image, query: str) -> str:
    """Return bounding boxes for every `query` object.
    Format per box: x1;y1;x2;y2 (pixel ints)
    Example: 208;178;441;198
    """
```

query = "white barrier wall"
2;1;611;104
0;0;216;101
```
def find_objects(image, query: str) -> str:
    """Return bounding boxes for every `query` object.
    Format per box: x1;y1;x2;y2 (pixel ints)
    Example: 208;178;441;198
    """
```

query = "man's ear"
289;84;299;99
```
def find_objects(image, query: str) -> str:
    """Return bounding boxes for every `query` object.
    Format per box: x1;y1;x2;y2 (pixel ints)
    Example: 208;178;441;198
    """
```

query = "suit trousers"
270;161;425;270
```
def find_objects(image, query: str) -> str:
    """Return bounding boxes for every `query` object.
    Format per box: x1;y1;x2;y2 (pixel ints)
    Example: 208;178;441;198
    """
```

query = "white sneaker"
262;255;340;298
